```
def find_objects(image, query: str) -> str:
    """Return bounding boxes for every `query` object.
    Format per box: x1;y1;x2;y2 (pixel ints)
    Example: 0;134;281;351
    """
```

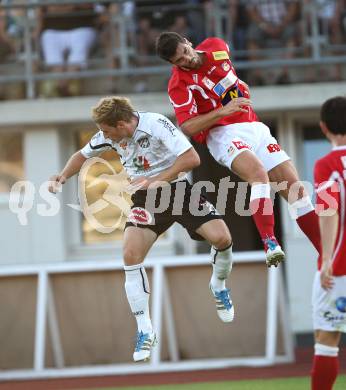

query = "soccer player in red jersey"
156;32;320;267
311;96;346;390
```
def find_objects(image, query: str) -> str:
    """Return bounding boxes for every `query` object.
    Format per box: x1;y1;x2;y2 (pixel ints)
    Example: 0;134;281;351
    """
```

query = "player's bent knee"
250;165;269;184
210;229;232;250
123;247;146;266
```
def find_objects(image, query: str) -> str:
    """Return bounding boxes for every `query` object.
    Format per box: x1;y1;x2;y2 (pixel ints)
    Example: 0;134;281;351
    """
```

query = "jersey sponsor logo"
221;85;243;106
267;143;281;153
335;297;346;313
133;156;150;171
133;310;145;316
212;50;229;61
323;310;345;323
207;65;216;75
202;76;215;90
233;140;250;150
221;61;231;71
213;71;238;96
204;200;219;215
128;207;153;225
158;118;176;135
137;137;150;148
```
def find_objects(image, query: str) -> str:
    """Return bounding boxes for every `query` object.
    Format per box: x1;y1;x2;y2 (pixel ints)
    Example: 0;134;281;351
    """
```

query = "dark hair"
320;96;346;135
156;31;185;61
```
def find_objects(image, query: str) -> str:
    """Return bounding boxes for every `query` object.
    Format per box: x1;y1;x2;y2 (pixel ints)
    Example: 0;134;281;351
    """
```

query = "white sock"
288;196;314;219
210;244;233;291
124;264;152;334
314;343;339;357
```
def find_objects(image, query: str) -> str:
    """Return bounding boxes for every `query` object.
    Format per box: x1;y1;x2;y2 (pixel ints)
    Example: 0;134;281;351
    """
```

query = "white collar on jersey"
132;111;152;139
332;145;346;151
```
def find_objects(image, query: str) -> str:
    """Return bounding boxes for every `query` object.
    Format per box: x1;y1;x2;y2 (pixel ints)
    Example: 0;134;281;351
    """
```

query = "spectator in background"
97;2;136;93
0;2;26;99
315;0;345;81
136;0;196;65
37;3;102;97
0;8;15;64
227;0;249;80
185;0;209;44
134;0;198;92
246;0;300;85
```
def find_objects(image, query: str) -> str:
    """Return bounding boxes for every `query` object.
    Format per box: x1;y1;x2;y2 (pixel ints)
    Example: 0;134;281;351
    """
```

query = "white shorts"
41;27;97;67
206;122;290;172
312;271;346;333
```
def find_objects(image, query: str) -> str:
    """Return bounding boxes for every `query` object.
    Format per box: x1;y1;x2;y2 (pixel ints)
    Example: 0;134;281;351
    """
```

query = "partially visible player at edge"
156;32;321;267
311;96;346;390
48;96;235;363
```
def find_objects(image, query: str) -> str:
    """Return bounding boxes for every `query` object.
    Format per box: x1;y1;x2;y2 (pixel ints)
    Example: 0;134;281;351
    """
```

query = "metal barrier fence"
0;252;294;380
0;0;345;98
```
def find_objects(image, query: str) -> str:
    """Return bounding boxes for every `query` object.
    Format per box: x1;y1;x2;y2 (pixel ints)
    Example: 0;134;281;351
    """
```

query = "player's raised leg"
123;226;158;362
268;160;320;253
231;150;285;267
196;219;234;322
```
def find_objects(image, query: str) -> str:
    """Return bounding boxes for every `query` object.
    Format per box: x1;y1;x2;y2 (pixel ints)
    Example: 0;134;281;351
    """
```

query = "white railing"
0;251;294;381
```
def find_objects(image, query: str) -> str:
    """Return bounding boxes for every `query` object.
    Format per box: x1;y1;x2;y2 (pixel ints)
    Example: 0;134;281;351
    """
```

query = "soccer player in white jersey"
311;96;346;390
48;96;235;362
156;32;321;267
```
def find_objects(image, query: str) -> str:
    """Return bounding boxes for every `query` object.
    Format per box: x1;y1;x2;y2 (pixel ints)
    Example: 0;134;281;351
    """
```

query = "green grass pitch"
88;375;346;390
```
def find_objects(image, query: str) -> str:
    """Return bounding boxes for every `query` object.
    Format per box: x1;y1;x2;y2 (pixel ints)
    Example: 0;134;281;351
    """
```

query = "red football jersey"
314;146;346;276
168;37;258;144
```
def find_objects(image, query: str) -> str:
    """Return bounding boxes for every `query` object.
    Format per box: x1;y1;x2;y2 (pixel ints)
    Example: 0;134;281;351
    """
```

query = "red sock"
311;355;339;390
250;197;275;240
297;210;321;253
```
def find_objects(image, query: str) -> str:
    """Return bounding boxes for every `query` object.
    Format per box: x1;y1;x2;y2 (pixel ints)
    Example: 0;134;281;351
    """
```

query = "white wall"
0;81;345;331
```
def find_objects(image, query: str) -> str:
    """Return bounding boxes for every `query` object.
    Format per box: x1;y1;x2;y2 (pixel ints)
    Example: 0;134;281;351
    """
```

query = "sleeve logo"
212;51;229;61
158;118;176;135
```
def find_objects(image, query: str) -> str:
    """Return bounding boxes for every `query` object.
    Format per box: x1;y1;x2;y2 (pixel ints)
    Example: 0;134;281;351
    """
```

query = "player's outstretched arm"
181;97;252;136
48;151;87;193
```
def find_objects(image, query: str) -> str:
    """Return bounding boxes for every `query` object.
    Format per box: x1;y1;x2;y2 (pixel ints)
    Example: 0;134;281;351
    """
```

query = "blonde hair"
92;96;135;125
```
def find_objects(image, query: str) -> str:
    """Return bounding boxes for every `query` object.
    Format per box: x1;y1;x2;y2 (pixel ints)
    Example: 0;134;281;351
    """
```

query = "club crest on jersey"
137;137;150;148
202;76;215;90
221;61;231;71
128;207;152;225
119;141;127;149
212;51;229;61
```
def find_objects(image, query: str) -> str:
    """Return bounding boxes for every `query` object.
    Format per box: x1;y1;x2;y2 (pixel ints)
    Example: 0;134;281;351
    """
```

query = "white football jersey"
80;112;192;179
